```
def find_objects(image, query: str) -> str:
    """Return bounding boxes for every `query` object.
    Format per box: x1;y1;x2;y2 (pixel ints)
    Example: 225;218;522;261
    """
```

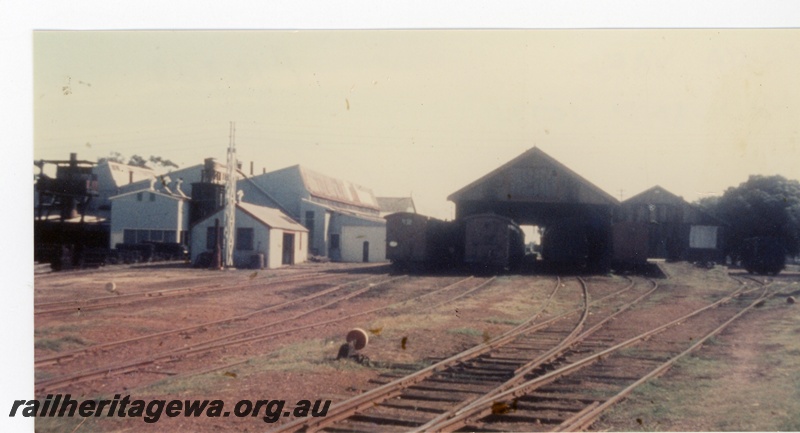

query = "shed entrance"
282;233;295;265
448;147;620;271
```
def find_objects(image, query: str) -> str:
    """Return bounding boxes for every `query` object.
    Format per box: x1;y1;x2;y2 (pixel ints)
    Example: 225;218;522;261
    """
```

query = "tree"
148;155;179;169
97;151;125;164
714;175;800;257
127;154;149;168
97;153;180;170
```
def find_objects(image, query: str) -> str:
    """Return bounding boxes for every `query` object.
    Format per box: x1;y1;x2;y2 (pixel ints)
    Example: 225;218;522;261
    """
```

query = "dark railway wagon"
610;222;649;266
741;237;786;275
463;213;525;272
541;216;611;272
384;212;462;270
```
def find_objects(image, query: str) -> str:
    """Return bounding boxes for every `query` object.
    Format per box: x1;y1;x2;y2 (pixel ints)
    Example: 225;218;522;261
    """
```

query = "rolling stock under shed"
448;147;619;270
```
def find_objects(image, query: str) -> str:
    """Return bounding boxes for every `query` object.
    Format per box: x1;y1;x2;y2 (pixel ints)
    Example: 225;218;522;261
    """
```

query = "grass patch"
484;316;524;325
448;328;484;337
34;335;91;352
596;303;800;431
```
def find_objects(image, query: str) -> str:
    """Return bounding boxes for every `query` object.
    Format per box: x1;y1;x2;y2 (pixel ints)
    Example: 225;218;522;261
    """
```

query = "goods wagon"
610;222;649;266
741;237;786;275
384;212;463;271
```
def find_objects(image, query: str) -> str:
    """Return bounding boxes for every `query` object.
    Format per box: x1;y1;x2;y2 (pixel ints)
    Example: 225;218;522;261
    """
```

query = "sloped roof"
238;202;309;232
376;197;416;214
623;185;685;205
448;147;619;206
301;198;386;224
297;166;380;210
109;188;189;201
623;185;728;226
95;161;155;188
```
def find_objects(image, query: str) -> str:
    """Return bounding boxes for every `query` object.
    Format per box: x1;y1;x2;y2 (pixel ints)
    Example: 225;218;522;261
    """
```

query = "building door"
282;233;295;265
362;241;369;262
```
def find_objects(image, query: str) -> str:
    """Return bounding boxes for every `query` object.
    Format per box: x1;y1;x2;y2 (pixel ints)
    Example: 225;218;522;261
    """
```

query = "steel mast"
223;121;237;268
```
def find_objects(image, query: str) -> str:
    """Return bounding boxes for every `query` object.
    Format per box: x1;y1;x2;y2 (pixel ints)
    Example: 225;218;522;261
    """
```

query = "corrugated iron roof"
301;198;386;224
298;166;380;210
238;202;309;232
377;197;416;214
96;161;155;188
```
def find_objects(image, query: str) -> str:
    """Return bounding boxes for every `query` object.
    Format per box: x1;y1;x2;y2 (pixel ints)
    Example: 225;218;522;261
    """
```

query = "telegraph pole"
223;122;237;268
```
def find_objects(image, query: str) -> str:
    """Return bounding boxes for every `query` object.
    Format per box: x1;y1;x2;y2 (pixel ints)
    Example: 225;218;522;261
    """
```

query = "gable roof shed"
448;147;618;225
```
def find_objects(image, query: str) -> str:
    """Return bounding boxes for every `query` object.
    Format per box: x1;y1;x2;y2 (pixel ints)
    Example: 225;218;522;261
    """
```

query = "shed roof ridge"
447;146;619;205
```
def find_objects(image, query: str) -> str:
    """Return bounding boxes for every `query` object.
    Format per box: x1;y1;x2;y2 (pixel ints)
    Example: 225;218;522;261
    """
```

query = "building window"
150;230;164;242
137;192;143;201
206;226;218;250
305;211;315;249
136;230;150;243
164;231;177;243
150;192;156;202
123;229;136;244
237;228;254;251
330;234;340;250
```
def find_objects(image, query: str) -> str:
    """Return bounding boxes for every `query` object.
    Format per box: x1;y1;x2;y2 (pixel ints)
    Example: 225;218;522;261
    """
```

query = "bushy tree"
715;175;800;257
97;152;180;170
97;151;125;164
127;154;149;168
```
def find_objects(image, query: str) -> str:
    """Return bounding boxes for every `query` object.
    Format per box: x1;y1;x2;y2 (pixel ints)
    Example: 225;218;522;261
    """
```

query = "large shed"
240;165;386;262
616;185;725;261
448;147;619;226
448;147;620;270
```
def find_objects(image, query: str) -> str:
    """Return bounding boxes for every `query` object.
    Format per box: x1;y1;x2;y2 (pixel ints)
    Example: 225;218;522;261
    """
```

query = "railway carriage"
462;213;525;272
741;237;786;275
384;212;463;271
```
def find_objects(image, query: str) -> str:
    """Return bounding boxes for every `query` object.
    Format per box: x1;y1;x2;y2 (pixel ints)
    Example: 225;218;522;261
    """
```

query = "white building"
92;161;156;216
190;201;308;269
239;165;386;263
108;185;190;248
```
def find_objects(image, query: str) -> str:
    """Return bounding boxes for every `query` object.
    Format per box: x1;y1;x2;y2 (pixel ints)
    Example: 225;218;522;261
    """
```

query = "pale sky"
33;29;800;219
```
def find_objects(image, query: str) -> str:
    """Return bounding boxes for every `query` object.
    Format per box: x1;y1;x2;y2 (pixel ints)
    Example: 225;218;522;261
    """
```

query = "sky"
32;29;800;219
4;2;800;431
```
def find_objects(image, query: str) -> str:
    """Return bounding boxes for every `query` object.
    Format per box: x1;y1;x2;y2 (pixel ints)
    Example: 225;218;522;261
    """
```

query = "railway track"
35;274;390;368
33;271;363;315
414;278;773;432
35;275;499;394
268;275;661;433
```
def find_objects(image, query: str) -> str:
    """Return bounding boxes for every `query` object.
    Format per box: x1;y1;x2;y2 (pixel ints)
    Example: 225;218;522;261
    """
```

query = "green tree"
127;154;149;168
715;175;800;257
97;151;125;164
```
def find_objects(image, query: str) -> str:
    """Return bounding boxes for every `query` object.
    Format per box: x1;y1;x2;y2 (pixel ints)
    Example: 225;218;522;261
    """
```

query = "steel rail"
555;283;776;432
34;275;407;392
34;271;343;315
424;281;764;432
266;276;567;433
35;274;389;367
35;275;483;393
409;277;654;433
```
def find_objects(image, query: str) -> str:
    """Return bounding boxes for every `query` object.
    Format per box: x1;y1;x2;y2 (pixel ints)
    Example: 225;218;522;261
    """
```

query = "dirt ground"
595;265;800;431
31;261;800;432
